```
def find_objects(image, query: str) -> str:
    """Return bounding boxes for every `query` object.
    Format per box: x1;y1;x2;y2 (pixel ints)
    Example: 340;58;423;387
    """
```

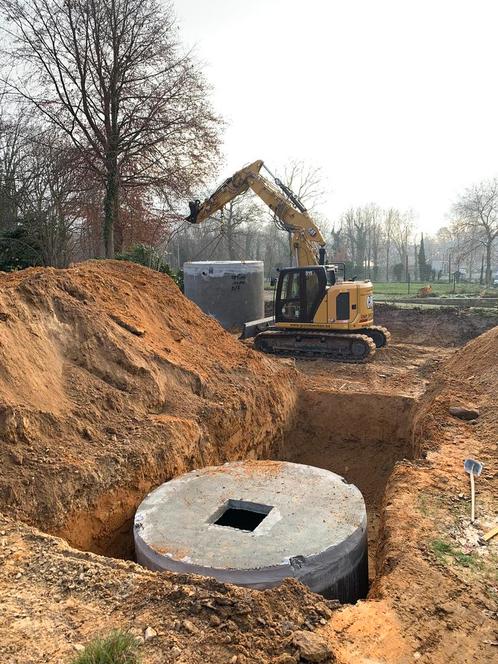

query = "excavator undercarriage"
254;329;377;362
249;324;390;363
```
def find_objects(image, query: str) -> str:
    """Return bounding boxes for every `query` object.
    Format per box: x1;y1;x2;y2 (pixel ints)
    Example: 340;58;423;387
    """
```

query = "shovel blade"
464;458;483;476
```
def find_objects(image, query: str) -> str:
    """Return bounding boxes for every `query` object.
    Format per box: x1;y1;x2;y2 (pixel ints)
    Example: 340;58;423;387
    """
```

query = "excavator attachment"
241;316;275;339
186;200;201;223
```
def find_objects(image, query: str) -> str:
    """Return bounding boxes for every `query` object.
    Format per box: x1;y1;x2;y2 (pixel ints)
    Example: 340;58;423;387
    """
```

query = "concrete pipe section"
134;460;368;603
183;260;264;330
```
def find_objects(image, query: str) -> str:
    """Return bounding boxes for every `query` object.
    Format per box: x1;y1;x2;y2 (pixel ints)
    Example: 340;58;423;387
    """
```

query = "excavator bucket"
186;200;201;223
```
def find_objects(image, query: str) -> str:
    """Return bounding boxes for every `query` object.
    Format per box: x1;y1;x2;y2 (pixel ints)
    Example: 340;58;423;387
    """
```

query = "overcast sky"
174;0;498;234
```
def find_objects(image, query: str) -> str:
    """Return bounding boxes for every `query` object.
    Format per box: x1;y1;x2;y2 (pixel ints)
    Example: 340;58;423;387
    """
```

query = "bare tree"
382;208;397;281
390;210;413;280
0;105;26;231
282;160;326;213
452;179;498;286
1;0;222;257
0;108;82;267
19;130;82;267
278;160;327;263
339;205;383;278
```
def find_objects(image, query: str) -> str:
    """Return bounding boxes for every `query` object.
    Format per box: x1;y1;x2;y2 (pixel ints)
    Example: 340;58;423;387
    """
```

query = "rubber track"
254;330;376;363
360;325;391;348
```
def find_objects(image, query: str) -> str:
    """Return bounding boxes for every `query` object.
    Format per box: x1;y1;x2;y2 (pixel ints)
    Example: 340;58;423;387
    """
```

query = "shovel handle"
470;471;475;523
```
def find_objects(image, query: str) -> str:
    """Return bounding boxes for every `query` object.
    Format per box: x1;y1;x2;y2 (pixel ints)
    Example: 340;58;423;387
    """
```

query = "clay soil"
0;261;497;664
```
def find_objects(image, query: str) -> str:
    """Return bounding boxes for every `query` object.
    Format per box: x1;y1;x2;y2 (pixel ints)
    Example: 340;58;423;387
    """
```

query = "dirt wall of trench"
0;261;298;554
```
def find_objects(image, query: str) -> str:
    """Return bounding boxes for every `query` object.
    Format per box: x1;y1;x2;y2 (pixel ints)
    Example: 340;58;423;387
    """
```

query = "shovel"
464;459;483;523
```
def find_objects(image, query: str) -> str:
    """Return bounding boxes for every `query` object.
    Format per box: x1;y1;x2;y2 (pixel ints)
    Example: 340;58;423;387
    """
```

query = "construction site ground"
0;261;496;663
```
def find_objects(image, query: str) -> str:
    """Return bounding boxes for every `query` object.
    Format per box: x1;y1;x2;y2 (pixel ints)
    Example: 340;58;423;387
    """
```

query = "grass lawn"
373;281;484;297
264;279;493;298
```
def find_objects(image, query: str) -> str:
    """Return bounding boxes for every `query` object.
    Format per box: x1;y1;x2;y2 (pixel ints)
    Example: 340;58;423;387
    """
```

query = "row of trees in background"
452;179;498;286
163;193;496;286
331;202;495;285
0;2;496;285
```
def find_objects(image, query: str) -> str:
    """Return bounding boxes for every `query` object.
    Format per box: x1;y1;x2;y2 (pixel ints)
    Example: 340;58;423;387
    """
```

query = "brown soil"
0;261;296;553
0;261;497;664
374;302;498;346
277;390;416;579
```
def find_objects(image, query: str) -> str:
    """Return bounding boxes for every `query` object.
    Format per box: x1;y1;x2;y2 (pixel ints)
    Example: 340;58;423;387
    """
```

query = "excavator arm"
186;160;327;267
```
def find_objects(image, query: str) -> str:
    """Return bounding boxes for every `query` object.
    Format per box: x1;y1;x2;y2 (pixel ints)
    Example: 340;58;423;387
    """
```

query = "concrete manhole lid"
134;460;366;572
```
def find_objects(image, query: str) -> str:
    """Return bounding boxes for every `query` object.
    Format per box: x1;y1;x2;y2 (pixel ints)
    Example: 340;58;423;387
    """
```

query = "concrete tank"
183;261;264;329
134;461;368;603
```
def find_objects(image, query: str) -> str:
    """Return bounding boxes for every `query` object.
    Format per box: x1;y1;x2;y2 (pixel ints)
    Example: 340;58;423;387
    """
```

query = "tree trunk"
226;203;237;260
244;230;252;258
485;241;492;286
103;156;119;258
367;227;372;279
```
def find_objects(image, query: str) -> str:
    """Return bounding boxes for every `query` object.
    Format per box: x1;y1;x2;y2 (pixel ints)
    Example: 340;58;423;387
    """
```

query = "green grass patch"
417;492;447;517
431;539;453;557
373;281;484;297
430;539;480;569
453;551;477;568
70;631;140;664
417;493;430;517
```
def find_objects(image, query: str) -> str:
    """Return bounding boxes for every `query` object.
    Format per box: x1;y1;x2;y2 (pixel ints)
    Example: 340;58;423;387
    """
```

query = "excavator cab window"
276;267;327;323
327;269;336;286
278;271;301;321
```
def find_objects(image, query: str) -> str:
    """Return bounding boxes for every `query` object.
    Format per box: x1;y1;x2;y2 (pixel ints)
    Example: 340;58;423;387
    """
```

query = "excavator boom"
186;160;326;267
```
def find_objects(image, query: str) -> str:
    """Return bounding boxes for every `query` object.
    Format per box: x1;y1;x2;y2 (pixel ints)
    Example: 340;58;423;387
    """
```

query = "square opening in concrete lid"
212;499;273;532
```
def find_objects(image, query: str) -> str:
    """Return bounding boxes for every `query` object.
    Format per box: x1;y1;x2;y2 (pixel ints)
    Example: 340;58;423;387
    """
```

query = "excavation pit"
278;390;416;577
134;461;369;603
57;389;417;595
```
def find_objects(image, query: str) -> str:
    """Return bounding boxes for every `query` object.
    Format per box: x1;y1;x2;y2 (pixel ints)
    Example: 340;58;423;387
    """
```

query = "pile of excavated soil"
0;512;336;664
444;322;498;384
374;303;498;346
0;261;297;553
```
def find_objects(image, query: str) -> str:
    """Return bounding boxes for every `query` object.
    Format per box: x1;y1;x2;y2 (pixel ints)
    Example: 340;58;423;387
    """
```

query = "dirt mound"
0;513;336;664
444;323;498;385
374;303;498;346
0;260;296;551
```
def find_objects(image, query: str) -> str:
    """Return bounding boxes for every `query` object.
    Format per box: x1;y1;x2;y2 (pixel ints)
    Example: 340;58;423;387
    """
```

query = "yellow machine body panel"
273;272;374;332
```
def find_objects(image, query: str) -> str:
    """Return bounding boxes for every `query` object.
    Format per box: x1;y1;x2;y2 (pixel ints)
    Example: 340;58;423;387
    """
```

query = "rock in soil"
449;406;480;420
144;626;157;641
292;630;333;662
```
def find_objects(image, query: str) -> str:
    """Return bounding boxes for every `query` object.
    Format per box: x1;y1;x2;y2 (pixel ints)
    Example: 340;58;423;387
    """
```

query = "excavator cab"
275;266;327;324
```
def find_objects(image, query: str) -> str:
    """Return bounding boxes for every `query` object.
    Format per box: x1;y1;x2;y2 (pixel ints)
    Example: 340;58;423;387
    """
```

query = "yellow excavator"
186;160;389;362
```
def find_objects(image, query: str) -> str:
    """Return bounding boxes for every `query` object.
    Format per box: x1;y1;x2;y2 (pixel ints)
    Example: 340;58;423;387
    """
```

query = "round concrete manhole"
134;460;368;603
